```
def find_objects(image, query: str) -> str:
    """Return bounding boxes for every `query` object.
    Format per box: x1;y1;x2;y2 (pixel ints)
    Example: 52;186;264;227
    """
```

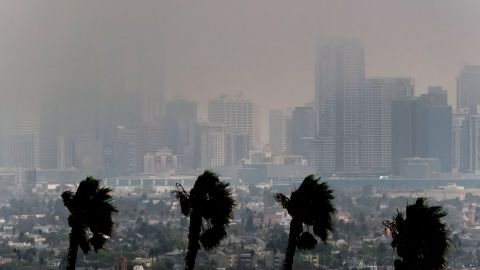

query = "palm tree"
274;175;336;270
62;177;117;270
172;170;235;270
383;197;450;270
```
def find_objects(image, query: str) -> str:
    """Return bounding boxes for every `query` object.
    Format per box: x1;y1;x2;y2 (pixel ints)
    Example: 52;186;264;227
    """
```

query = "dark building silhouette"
163;100;198;170
289;106;314;158
392;87;452;174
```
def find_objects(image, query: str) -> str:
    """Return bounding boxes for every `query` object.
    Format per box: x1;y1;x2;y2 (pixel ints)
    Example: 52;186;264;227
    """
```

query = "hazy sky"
1;1;480;143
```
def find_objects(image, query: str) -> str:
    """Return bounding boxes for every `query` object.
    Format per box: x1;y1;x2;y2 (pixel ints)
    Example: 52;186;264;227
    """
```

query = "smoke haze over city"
2;1;480;144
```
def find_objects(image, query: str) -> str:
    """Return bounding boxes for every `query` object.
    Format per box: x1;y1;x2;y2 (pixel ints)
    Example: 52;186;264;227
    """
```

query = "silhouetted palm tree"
274;175;336;270
62;177;117;270
172;170;236;270
383;197;450;270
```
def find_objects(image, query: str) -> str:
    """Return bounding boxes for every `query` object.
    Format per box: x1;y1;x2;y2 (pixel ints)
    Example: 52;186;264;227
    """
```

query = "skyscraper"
200;123;226;169
269;109;291;155
315;39;365;172
457;65;480;111
163;100;198;170
360;77;414;173
289;106;315;158
391;87;452;174
6;133;39;169
208;95;254;164
391;97;416;175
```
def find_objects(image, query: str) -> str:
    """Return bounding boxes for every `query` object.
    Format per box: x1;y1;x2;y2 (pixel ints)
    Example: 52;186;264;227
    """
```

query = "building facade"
315;39;365;172
360;77;414;173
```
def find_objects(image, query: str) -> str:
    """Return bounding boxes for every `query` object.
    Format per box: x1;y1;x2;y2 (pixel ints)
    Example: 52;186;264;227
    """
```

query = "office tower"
7;133;39;169
416;87;452;172
208;95;254;164
106;126;138;176
315;39;365;172
163;100;198;169
457;65;480;111
453;110;471;172
391;87;452;174
360;77;414;173
135;124;162;173
269;109;291;155
289;106;315;158
452;108;480;174
200;123;226;169
124;43;165;124
304;137;336;174
57;136;74;169
391;97;416;174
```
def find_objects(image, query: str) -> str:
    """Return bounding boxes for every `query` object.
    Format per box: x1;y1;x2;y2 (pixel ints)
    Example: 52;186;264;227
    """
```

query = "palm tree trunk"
185;211;202;270
283;218;302;270
66;228;78;270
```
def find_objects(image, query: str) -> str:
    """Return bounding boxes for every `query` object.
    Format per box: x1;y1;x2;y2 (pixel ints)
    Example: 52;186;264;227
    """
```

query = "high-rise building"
269;109;291;155
6;133;39;169
289;106;315;158
315;39;365;172
163;100;198;170
391;97;416;174
57;136;74;169
304;137;336;175
452;107;480;174
391;87;452;174
200;123;226;169
360;77;414;173
416;87;452;172
208;95;254;165
135;124;162;173
457;65;480;111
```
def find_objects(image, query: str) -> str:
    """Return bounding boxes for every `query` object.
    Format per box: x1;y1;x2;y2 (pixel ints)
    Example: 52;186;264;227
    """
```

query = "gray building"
289;106;315;158
162;100;198;169
269;109;291;155
392;87;452;174
457;65;480;111
315;39;365;172
360;77;414;173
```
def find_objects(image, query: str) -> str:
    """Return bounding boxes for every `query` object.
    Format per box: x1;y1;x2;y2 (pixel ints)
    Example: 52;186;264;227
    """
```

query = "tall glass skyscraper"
314;39;364;172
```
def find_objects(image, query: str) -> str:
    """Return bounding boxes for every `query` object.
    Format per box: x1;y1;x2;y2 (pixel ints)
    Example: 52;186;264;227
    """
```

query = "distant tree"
274;175;336;270
62;177;117;270
383;197;450;270
172;170;236;270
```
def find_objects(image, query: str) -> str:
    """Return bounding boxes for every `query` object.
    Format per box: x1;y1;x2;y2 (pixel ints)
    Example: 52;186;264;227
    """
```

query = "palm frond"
286;176;335;242
172;183;191;216
384;197;450;270
63;177;117;255
200;226;227;250
274;193;290;210
297;231;318;250
182;170;236;250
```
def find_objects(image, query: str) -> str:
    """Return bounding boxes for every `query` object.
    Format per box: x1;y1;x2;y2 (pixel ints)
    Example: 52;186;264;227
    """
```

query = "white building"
144;148;178;176
200;123;226;169
360;77;414;173
208;95;254;164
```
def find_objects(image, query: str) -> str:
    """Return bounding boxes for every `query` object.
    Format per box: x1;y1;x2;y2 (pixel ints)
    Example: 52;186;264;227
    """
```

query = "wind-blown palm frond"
62;176;117;270
383;197;450;270
173;170;236;270
275;175;336;270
